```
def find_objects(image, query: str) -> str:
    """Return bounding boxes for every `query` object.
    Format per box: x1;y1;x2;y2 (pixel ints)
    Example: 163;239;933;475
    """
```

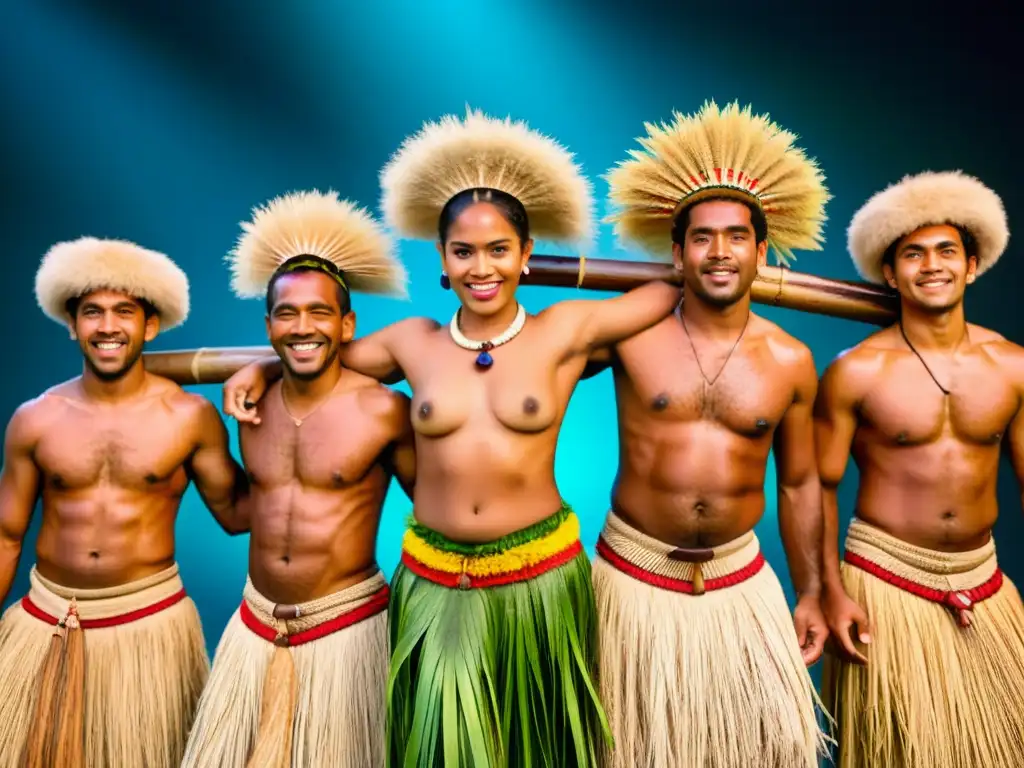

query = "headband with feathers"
35;237;190;330
380;108;593;244
605;100;830;265
847;170;1008;284
228;190;408;299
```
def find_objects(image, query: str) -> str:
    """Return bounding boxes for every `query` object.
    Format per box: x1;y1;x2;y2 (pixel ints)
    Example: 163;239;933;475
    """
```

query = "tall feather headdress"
605;100;830;265
380;107;593;243
228;189;408;299
847;170;1009;284
35;237;190;330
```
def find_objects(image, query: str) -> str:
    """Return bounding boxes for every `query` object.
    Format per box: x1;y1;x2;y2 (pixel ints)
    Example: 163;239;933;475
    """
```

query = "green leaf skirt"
385;502;611;767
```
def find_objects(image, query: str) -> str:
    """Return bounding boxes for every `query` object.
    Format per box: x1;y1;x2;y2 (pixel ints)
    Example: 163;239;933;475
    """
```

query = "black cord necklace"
898;320;969;396
680;306;751;388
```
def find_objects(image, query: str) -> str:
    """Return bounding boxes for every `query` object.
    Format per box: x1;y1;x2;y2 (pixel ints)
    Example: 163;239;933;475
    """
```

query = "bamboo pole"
143;255;898;385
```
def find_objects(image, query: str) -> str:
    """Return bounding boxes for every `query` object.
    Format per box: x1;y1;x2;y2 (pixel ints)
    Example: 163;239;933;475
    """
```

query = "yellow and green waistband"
400;502;583;590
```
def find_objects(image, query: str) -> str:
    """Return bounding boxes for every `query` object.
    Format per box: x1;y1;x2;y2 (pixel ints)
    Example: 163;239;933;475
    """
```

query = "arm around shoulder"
340;317;433;385
546;280;681;355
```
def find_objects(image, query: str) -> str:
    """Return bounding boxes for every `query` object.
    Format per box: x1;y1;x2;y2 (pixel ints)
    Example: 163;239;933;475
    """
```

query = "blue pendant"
475;350;494;369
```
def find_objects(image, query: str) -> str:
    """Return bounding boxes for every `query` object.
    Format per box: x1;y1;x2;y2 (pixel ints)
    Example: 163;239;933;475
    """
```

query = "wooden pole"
143;255;898;385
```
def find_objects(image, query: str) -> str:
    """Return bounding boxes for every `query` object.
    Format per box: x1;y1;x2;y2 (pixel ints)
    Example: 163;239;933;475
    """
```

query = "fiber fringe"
0;568;208;768
822;556;1024;767
593;555;827;768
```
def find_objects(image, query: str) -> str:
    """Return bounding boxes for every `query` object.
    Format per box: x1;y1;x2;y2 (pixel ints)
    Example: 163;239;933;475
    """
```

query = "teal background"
1;0;1021;671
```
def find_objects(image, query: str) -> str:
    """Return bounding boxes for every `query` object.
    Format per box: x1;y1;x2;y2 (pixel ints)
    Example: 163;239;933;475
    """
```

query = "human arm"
0;405;42;606
187;398;250;535
580;346;615;380
222;319;422;424
812;353;872;663
1004;367;1024;513
545;281;681;357
772;346;826;664
386;415;417;502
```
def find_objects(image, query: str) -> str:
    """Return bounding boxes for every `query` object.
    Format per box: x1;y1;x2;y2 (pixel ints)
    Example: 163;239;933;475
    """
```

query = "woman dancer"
223;109;681;767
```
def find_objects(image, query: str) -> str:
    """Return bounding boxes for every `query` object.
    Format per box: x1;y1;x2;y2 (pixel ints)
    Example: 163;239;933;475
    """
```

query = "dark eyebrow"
274;301;335;312
449;239;513;248
689;225;751;235
901;239;960;253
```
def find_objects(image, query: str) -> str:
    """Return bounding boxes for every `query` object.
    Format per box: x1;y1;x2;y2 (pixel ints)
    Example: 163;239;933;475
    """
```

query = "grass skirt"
386;502;611;767
0;563;208;768
181;570;390;768
821;517;1024;768
592;511;827;768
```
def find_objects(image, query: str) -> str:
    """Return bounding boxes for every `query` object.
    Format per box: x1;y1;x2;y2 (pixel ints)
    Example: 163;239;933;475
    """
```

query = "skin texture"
815;223;1024;663
0;289;248;606
587;199;827;665
245;270;415;604
223;201;682;542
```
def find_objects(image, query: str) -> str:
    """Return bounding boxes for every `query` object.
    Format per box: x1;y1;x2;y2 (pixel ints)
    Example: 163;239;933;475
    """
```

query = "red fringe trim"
844;551;1003;609
21;589;187;629
596;537;765;594
240;585;390;647
401;540;583;589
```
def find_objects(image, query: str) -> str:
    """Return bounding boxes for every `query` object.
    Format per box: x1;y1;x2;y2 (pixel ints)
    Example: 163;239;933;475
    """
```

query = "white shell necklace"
449;303;527;370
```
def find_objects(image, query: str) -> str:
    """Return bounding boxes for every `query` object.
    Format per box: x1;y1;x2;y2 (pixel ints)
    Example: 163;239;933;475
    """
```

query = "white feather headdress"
228;190;408;298
35;237;190;330
605;100;830;264
847;170;1008;284
380;108;593;243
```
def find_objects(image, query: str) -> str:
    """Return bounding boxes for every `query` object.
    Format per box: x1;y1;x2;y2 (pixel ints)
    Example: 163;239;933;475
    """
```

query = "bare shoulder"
354;379;411;432
819;326;898;398
615;312;677;355
4;391;64;446
755;315;814;369
973;324;1024;375
389;315;444;340
148;374;213;417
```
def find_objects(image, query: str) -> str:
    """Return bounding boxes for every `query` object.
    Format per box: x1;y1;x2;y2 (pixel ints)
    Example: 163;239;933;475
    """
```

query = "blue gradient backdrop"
2;1;1021;666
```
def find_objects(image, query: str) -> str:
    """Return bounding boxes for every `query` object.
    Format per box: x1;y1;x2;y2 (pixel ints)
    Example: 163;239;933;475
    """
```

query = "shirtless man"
589;102;830;768
816;171;1024;768
181;191;414;768
0;237;247;768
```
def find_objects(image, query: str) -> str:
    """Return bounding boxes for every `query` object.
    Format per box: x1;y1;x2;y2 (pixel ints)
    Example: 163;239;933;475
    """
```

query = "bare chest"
34;408;193;492
860;363;1017;446
403;330;578;438
618;343;794;439
242;398;393;489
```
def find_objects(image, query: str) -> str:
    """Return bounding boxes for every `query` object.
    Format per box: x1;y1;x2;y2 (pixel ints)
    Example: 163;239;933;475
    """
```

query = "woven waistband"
596;511;765;595
21;563;187;629
844;518;1003;619
240;571;389;647
401;503;583;590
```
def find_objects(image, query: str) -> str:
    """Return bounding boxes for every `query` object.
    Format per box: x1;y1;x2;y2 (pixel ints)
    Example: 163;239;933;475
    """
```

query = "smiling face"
266;270;354;380
672;199;767;307
70;289;159;380
437;201;532;319
882;224;978;313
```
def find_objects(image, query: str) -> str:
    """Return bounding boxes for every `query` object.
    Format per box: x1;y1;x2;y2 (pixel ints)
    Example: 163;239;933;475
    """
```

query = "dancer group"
1;101;1022;768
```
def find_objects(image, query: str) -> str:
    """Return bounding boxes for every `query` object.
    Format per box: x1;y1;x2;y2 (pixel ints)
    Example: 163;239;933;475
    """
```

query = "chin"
85;358;132;380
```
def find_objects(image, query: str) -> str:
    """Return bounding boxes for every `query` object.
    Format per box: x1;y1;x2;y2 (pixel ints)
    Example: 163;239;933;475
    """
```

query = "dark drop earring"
440;271;451;290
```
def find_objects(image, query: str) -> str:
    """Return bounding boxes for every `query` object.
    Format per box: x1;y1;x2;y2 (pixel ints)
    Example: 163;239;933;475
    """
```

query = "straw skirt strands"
592;511;828;768
822;517;1024;768
0;563;208;768
386;502;611;768
181;570;391;768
